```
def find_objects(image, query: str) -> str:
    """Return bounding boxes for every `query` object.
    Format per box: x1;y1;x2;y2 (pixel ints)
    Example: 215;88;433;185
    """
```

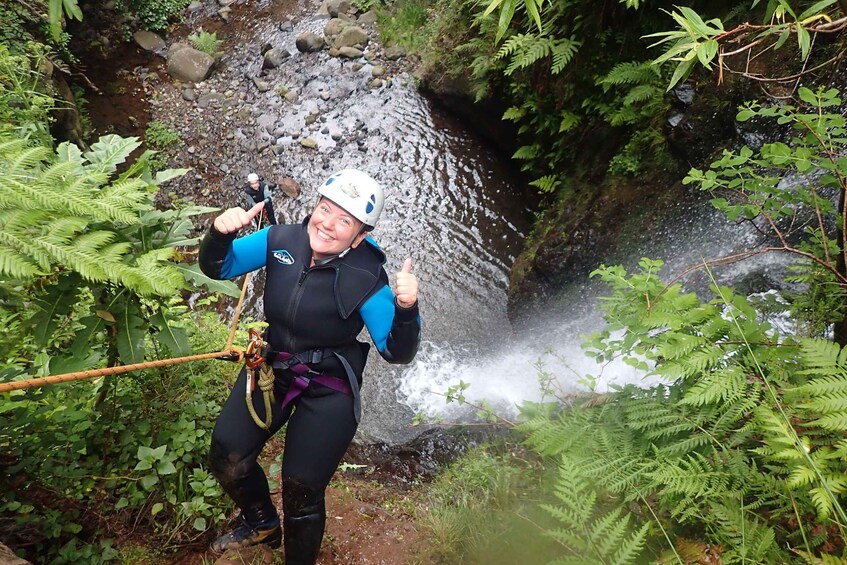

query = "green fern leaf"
83;134;143;175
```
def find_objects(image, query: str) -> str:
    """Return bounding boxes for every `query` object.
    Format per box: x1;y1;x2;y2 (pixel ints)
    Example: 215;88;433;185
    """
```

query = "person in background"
243;172;278;225
199;169;421;562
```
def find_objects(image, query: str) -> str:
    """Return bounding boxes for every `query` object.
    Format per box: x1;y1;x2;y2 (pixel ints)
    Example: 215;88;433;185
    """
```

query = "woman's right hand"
213;202;265;234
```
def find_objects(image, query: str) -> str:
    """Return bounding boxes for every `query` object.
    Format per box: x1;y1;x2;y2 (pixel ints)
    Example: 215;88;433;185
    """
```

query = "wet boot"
283;481;326;565
211;506;281;553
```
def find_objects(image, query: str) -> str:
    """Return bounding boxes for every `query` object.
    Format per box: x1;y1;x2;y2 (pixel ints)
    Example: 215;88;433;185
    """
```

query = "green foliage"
377;0;431;51
418;444;568;563
684;86;847;334
0;312;236;562
494;32;580;76
0;134;190;295
649;1;843;89
145;120;181;149
0;43;55;147
542;457;650;564
47;0;83;42
116;0;189;31
188;28;223;59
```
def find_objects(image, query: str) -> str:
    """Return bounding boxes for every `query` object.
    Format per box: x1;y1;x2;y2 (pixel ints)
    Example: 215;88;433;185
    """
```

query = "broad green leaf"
774;25;791;49
115;300;146;365
83;135;143;175
798;86;818;105
798;0;837;21
150;311;191;356
175;263;241;298
155;168;190;185
796;24;811;60
667;57;697;91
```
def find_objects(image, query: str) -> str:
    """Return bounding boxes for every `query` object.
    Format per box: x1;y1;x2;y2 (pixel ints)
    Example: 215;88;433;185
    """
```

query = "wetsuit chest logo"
272;249;295;265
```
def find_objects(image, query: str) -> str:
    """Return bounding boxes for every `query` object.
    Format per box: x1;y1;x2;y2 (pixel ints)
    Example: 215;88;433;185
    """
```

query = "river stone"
371;65;386;77
252;77;271;92
133;31;166;54
169;41;191;55
324;18;346;37
351;63;363;72
334;26;368;49
197;93;224;108
284;90;298;102
263;48;290;69
218;6;232;21
167;47;215;83
278;177;302;198
337;46;363;59
300;138;318;149
188;0;202;11
279;20;294;32
358;10;377;24
384;45;406;60
368;78;383;89
296;32;326;53
326;0;352;17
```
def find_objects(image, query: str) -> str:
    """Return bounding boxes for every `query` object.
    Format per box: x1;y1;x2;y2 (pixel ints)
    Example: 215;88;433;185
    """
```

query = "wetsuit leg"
281;384;358;565
264;198;278;225
209;366;292;521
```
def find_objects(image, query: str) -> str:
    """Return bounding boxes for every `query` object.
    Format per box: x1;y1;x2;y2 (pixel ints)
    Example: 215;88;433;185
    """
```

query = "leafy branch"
648;2;847;90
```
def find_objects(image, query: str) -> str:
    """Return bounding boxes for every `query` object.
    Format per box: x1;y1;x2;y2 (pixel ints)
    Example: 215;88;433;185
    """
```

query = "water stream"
87;1;799;445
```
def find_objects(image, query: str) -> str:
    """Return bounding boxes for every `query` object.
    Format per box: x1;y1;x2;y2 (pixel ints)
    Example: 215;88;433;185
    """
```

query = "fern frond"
680;365;746;406
598;61;660;89
550;38;580;74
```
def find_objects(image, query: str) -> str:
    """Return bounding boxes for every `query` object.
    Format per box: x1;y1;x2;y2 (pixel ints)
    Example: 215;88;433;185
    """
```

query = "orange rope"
0;210;269;394
0;351;239;393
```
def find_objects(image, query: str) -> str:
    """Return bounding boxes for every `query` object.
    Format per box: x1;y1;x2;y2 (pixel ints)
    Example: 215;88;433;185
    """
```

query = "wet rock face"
345;427;513;485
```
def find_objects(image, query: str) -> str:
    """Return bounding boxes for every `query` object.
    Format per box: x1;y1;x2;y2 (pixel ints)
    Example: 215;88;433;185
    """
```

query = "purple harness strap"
274;351;352;410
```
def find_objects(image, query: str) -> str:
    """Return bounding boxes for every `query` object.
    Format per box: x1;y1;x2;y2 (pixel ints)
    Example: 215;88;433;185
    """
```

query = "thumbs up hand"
213;202;265;234
394;258;418;309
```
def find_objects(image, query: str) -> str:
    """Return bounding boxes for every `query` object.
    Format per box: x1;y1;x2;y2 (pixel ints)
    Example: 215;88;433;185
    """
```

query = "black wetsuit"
198;218;420;563
243;180;278;225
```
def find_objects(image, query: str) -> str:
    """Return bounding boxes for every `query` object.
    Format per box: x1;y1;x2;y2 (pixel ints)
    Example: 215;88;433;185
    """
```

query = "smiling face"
308;197;367;262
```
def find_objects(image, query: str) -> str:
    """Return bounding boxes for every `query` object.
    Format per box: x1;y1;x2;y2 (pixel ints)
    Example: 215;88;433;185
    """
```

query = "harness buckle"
244;329;267;370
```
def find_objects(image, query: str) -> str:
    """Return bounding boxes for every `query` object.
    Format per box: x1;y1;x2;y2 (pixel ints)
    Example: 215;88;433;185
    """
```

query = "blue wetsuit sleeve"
198;226;270;279
220;227;270;278
360;283;421;364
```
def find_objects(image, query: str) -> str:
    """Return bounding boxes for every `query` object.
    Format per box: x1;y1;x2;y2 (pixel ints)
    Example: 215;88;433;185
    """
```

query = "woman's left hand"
395;258;418;309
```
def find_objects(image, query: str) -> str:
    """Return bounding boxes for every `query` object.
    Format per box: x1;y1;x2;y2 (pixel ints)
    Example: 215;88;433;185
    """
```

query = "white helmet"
317;169;384;229
247;173;259;182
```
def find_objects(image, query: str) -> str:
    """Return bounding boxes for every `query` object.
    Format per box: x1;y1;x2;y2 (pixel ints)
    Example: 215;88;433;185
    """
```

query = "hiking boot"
211;513;281;553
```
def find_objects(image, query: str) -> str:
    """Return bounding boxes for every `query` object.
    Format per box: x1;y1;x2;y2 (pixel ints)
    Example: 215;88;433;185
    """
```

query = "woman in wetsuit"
198;169;420;562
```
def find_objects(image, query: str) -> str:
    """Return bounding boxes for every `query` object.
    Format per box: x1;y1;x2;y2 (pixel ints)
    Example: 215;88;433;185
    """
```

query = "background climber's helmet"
247;173;259;183
317;169;384;230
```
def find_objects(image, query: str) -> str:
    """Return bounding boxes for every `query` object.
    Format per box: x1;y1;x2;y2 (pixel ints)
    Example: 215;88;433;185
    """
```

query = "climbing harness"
239;329;357;429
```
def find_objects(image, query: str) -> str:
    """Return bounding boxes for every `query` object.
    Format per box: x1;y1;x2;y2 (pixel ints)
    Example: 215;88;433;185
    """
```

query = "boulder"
334;26;368;49
295;32;326;53
263;48;290;69
167;47;215;83
133;30;166;54
278;177;302;198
